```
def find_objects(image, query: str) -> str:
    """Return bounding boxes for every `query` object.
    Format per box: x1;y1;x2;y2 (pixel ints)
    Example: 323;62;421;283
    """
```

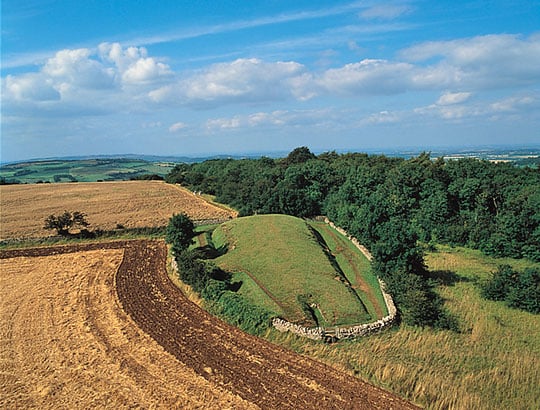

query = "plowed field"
0;241;418;409
0;181;236;240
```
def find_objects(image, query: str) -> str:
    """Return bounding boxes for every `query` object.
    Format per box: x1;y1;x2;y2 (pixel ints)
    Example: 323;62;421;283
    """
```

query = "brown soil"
1;240;419;409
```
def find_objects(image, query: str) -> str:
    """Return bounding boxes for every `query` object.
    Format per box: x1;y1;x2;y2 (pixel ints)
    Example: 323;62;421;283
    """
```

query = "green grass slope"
212;214;373;326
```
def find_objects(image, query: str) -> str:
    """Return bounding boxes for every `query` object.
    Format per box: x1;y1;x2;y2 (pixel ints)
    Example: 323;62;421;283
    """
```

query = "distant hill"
2;145;538;184
0;158;175;184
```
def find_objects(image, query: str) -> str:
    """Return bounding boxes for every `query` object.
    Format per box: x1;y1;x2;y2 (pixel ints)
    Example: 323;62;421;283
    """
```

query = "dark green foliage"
282;146;316;166
165;147;540;328
175;250;211;293
481;265;540;314
166;213;195;256
173;246;273;334
215;292;274;334
43;210;90;235
481;264;515;301
130;173;164;180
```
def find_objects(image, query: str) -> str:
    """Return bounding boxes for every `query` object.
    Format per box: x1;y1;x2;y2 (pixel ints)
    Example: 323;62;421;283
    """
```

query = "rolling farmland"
0;181;236;240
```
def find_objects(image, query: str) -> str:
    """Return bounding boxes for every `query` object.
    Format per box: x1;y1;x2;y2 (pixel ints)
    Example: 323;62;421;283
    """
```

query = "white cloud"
3;73;60;101
362;110;403;124
402;34;540;88
317;59;415;94
3;34;540;123
182;58;308;103
99;42;172;84
490;96;535;112
206;117;242;130
43;48;115;89
437;91;472;105
414;93;538;121
169;122;187;132
122;57;172;84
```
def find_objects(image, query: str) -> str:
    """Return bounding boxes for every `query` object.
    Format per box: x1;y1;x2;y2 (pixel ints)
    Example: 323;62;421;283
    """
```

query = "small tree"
166;213;196;256
44;210;90;236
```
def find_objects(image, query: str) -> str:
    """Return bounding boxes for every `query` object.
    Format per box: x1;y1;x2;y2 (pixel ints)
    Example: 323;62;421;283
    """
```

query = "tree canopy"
165;148;540;326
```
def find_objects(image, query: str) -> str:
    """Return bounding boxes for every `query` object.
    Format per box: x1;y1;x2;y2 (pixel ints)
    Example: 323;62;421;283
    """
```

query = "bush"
216;292;274;334
43;210;90;236
481;265;540;314
166;213;195;256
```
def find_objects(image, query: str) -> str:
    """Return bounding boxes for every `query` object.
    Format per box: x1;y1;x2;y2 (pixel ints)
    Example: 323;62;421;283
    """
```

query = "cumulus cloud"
3;34;540;121
43;48;115;89
3;73;60;101
98;42;172;84
2;43;173;116
317;59;415;94
402;34;540;88
184;58;308;103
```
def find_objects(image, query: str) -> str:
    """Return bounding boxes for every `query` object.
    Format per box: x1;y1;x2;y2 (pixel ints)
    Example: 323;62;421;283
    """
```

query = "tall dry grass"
263;245;540;409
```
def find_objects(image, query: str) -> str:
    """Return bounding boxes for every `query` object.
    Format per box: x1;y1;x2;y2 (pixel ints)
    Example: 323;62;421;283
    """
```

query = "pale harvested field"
0;181;236;240
0;246;254;409
1;241;418;409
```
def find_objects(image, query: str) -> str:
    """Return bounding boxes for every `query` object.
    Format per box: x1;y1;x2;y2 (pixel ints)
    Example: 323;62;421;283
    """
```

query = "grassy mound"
212;214;374;326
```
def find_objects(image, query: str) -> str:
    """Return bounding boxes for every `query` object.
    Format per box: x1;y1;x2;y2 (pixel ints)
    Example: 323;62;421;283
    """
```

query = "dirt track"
1;240;418;409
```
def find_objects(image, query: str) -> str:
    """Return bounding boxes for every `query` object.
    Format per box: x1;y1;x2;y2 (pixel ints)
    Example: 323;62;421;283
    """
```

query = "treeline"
166;147;540;324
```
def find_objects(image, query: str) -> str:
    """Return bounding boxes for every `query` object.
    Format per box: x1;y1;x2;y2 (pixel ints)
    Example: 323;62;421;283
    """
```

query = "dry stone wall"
272;218;397;342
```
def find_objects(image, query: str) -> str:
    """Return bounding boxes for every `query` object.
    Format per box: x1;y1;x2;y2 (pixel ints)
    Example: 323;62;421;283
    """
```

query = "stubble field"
0;242;253;409
0;181;236;240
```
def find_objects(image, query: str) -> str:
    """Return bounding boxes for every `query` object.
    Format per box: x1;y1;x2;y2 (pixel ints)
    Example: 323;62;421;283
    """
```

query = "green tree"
166;213;196;256
506;268;540;314
43;210;90;236
282;146;316;166
481;265;515;301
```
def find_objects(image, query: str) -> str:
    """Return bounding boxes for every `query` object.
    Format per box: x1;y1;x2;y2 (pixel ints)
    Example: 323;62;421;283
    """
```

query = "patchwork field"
0;181;236;240
0;240;418;409
0;158;174;183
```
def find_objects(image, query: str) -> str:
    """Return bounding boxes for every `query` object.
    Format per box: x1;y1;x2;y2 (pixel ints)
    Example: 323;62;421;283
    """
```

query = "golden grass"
0;181;236;240
0;250;254;409
263;246;540;410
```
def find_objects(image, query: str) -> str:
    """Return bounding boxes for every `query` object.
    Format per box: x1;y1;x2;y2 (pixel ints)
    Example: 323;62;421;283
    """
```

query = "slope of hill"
211;214;383;326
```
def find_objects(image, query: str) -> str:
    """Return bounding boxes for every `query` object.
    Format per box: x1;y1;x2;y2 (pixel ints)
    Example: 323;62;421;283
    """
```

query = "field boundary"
272;218;397;341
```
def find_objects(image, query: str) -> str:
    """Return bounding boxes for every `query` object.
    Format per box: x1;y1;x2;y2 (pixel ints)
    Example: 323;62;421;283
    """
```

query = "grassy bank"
211;214;380;326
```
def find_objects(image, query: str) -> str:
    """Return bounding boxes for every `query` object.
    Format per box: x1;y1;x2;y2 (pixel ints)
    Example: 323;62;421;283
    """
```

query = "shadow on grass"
193;244;228;259
425;269;471;286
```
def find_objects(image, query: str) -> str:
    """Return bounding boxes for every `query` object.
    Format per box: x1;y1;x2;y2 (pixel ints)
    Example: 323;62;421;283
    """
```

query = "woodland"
166;147;540;326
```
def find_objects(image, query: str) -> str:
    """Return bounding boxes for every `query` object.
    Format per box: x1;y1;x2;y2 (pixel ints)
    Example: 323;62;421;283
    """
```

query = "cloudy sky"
2;0;539;162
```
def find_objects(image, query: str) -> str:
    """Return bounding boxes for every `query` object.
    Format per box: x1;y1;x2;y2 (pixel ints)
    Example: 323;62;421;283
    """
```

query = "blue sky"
2;1;539;162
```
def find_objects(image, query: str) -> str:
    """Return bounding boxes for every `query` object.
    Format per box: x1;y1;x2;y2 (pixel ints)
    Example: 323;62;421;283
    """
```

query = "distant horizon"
2;1;539;163
2;142;539;166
